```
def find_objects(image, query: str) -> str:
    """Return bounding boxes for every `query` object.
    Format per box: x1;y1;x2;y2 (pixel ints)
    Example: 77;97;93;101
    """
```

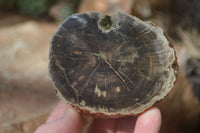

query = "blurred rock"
49;2;75;22
170;0;200;31
179;29;200;101
21;113;49;133
79;0;134;14
132;0;170;19
0;19;59;132
0;13;28;28
178;29;200;59
1;113;49;133
184;58;200;100
132;0;152;19
78;0;170;19
150;0;170;9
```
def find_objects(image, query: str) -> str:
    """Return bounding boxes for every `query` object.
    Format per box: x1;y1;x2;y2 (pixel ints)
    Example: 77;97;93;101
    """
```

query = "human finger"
116;116;137;133
35;107;83;133
88;118;119;133
134;107;162;133
47;101;71;123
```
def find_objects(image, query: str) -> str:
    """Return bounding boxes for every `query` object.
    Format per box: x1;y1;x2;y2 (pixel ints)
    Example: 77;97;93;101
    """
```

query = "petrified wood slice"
49;11;178;117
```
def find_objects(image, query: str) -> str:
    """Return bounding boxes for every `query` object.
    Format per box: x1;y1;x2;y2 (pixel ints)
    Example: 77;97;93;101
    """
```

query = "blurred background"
0;0;199;133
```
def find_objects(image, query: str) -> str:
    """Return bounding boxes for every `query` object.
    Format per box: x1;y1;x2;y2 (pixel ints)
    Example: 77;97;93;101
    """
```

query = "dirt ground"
0;13;59;133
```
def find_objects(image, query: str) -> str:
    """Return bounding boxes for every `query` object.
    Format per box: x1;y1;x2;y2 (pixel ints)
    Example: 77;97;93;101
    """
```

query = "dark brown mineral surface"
49;11;178;117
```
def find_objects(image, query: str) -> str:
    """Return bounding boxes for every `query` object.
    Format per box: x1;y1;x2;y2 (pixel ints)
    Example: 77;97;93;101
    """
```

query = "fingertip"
65;107;83;125
47;101;71;123
134;107;162;133
62;107;83;132
140;107;162;125
34;124;49;133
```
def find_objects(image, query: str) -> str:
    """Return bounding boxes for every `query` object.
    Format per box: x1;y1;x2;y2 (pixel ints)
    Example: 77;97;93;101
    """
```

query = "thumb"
35;107;83;133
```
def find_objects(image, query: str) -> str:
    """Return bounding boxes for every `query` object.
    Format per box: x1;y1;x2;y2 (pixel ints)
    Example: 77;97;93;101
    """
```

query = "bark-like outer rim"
50;11;179;118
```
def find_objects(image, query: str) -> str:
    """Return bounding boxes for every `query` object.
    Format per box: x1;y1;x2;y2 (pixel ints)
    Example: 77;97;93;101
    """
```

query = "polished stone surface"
49;11;177;115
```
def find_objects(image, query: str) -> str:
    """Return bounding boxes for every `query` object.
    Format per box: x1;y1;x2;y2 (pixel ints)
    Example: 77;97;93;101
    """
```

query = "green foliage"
17;0;49;17
63;0;81;5
58;5;75;21
0;0;16;10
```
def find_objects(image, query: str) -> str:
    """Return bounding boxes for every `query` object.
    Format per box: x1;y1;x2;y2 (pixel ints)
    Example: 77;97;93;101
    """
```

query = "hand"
35;101;161;133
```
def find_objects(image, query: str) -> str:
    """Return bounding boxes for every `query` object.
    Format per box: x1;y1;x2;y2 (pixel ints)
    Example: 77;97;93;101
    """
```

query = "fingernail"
143;107;161;118
134;107;162;133
141;108;162;132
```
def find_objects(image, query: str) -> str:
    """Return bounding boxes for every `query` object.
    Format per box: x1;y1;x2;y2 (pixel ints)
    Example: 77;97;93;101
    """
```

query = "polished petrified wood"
49;11;178;117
